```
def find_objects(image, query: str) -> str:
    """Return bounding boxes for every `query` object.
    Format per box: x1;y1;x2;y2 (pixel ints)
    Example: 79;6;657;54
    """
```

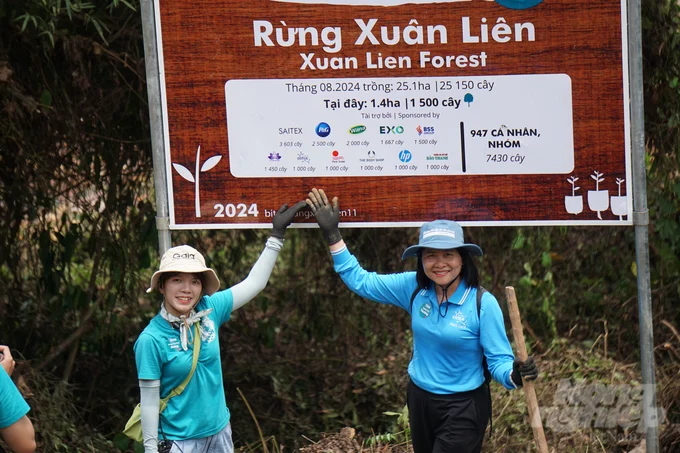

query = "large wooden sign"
152;0;631;228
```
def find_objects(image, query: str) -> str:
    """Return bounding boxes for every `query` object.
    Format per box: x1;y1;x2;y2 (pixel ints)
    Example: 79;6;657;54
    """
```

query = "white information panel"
225;74;573;178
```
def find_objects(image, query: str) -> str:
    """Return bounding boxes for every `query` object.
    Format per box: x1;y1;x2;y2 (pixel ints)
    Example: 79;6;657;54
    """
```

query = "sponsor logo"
426;153;449;161
316;122;331;137
331;150;345;162
359;150;384;163
379;125;404;134
419;303;432;318
349;125;366;134
398;150;412;163
297;152;311;163
268;152;282;161
496;0;544;10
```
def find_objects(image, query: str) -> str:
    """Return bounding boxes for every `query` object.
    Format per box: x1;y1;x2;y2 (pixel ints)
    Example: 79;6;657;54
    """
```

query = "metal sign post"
140;0;172;254
628;0;660;450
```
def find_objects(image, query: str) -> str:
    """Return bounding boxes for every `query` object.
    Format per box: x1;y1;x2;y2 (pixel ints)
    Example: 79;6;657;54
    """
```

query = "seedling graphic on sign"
565;176;582;215
612;178;627;220
172;146;222;217
588;170;608;220
565;172;628;220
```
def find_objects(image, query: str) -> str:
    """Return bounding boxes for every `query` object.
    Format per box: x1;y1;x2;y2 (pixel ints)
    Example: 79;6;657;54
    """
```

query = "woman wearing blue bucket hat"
306;188;538;453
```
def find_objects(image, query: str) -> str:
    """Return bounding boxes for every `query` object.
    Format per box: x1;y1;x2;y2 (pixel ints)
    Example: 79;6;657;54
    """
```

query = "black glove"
306;188;342;245
511;356;538;387
271;201;307;240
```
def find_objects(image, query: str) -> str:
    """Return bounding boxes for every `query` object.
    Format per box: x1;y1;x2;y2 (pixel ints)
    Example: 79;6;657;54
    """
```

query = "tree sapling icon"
610;177;627;220
464;93;474;106
172;145;222;217
587;170;609;220
564;175;583;215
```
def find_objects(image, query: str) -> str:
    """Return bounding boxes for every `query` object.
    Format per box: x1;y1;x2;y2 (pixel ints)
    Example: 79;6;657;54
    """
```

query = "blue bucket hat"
401;220;483;260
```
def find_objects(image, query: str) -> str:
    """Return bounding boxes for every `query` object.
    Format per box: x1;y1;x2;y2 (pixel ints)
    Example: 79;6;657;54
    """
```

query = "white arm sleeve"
230;237;282;311
139;379;160;453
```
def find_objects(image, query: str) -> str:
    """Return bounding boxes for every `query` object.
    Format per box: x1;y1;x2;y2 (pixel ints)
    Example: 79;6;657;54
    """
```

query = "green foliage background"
0;0;678;451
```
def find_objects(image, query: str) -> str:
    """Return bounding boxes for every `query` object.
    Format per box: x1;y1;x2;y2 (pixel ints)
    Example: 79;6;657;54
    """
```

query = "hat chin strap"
436;273;460;318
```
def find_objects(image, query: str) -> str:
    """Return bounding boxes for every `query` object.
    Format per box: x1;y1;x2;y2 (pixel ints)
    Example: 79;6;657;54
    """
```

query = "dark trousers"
407;380;490;453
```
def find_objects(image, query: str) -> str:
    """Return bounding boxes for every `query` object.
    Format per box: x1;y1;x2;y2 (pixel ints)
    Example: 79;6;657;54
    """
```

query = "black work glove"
306;188;342;245
271;201;307;240
511;356;538;387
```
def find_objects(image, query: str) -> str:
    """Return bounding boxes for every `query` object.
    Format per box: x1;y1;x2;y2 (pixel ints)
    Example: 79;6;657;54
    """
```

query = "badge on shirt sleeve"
419;303;432;318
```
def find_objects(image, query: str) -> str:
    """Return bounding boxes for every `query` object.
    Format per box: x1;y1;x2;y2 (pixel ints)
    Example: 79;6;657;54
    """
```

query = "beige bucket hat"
146;245;220;295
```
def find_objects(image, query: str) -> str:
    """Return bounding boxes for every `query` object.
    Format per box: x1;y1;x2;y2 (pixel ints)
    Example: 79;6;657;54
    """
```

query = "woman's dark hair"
415;247;479;290
158;272;207;290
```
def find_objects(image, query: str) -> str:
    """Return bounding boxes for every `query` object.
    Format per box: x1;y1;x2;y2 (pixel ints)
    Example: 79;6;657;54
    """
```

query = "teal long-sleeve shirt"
332;245;517;394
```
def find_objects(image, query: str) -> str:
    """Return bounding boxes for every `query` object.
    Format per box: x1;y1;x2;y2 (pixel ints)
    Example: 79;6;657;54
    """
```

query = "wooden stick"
505;286;550;453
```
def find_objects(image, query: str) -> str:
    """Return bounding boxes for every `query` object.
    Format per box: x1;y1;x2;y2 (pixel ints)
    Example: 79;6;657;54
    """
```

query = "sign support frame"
141;0;172;255
628;0;660;451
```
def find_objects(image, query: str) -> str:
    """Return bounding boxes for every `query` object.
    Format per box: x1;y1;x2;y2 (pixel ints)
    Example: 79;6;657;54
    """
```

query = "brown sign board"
152;0;631;228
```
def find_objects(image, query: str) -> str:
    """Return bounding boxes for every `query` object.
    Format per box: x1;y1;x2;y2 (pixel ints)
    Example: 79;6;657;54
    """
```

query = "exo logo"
379;126;404;134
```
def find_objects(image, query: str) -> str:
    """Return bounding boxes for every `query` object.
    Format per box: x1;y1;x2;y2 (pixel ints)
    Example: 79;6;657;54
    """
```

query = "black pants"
407;380;490;453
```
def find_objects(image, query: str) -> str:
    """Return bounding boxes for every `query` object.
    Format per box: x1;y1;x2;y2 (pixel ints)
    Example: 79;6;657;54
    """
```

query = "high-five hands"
306;188;342;245
271;201;307;240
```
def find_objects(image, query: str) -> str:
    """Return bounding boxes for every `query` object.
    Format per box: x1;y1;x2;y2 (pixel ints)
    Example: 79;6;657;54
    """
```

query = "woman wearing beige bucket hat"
306;189;538;453
133;202;306;453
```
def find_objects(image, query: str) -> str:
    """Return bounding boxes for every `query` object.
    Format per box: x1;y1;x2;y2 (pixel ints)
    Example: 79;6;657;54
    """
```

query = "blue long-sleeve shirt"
332;245;517;394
